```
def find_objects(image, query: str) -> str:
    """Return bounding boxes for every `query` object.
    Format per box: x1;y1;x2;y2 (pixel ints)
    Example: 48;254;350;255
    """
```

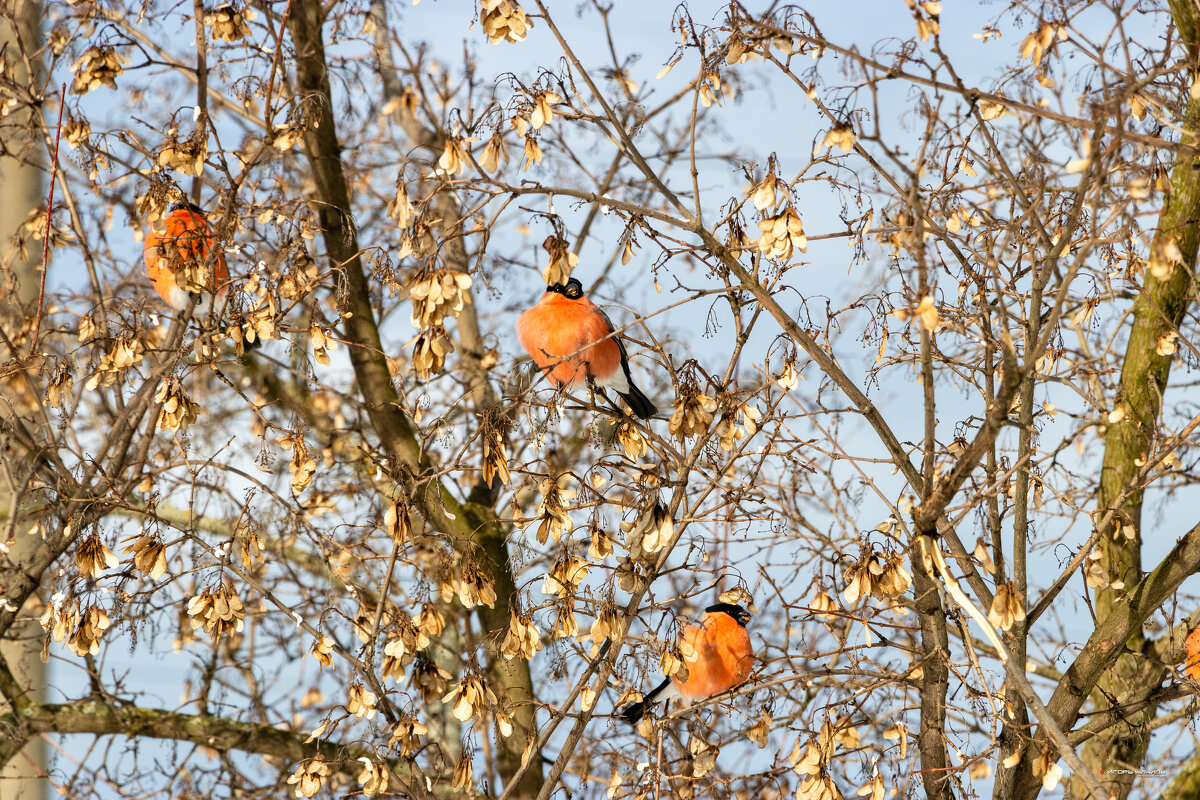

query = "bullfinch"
144;202;230;319
144;202;258;352
1185;623;1200;681
516;277;657;419
618;603;754;723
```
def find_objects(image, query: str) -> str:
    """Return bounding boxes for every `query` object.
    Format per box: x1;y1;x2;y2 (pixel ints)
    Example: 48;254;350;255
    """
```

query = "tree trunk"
0;0;46;796
1065;3;1200;798
282;3;543;797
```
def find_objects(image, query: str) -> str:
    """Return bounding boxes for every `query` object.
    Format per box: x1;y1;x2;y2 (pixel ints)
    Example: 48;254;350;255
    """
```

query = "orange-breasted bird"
1184;623;1200;681
144;201;231;320
516;277;658;419
618;603;754;724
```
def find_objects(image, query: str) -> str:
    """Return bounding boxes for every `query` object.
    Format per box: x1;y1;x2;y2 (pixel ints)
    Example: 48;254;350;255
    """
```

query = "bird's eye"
567;286;581;298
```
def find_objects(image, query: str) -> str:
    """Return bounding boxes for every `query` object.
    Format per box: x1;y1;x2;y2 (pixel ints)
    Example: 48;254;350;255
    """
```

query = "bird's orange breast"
144;208;229;310
517;294;621;386
673;613;753;700
1186;625;1200;681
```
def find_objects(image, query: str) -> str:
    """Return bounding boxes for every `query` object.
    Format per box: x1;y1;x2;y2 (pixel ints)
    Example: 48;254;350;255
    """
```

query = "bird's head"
705;602;752;627
167;200;207;217
547;277;584;299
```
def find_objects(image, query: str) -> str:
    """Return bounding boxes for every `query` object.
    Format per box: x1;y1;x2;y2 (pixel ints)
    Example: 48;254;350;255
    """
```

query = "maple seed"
203;3;255;43
453;749;474;790
76;533;119;579
480;0;533;44
409;269;473;329
407;326;455;380
386;181;417;226
757;207;807;260
158;134;208;177
67;605;112;656
810;589;838;621
542;552;589;598
750;172;783;210
70;46;129;94
669;390;717;438
154;377;200;433
579;605;621;657
480;132;508;172
843;548;911;603
357;759;389;797
437;136;470;176
501;611;542;661
540;235;578;286
614;416;648;459
455;562;498;608
530;90;562;130
531;477;576;544
624;501;673;560
287;756;329;799
987;582;1026;631
523;134;544;170
347;682;378;719
818;124;857;154
121;534;168;580
442;674;497;722
186;586;246;641
63;115;91;150
389;712;428;756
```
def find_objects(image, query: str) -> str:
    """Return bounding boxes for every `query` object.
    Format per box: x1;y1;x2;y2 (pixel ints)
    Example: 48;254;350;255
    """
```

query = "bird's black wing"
594;305;633;377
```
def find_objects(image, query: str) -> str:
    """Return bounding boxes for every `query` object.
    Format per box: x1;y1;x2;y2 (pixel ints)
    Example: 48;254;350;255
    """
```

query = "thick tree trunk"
1064;3;1200;798
283;3;543;798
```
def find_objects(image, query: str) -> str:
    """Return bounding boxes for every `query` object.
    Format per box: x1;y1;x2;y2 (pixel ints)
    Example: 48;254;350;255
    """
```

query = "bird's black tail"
618;677;672;724
620;382;658;420
219;323;261;354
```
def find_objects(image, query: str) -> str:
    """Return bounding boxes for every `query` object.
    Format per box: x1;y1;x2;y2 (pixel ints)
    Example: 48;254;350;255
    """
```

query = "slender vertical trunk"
0;0;46;797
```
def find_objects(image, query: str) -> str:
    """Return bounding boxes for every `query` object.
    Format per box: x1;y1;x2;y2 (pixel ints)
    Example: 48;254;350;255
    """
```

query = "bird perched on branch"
144;202;229;317
618;603;754;724
144;201;258;352
516;277;657;418
1185;622;1200;681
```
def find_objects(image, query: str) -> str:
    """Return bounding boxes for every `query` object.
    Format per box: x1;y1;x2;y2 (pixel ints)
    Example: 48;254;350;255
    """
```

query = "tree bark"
1064;2;1200;798
0;0;45;796
1013;519;1200;800
283;3;542;798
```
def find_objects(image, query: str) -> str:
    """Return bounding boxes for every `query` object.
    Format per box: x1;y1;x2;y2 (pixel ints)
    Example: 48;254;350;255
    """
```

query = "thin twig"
26;82;66;360
262;0;296;133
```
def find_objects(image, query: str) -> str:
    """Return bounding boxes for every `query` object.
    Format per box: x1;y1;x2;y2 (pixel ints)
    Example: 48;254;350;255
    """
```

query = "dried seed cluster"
541;235;577;286
186;586;246;641
622;501;673;561
988;582;1026;631
158;135;208;177
532;476;576;544
842;547;912;604
669;390;717;438
70;46;129;94
442;673;497;722
203;3;255;42
480;0;532;44
154;377;200;433
757;207;807;261
287;756;329;799
121;534;168;580
410;269;473;329
501;611;542;661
